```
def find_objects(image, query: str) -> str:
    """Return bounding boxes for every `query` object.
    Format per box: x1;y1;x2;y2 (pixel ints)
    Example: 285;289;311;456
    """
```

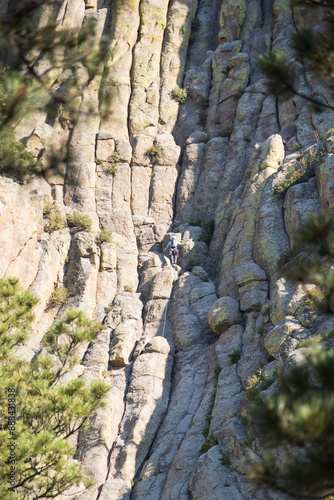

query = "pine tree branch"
282;77;334;110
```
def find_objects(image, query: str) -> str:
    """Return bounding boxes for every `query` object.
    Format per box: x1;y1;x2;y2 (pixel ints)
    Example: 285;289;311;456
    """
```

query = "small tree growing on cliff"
248;212;334;497
0;277;109;499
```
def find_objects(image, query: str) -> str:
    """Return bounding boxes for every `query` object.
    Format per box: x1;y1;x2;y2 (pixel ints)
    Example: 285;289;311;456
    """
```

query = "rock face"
2;0;334;499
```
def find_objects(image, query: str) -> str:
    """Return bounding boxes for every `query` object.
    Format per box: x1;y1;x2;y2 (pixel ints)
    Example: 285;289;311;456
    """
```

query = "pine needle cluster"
0;277;109;499
249;212;334;497
280;212;334;313
258;0;334;109
249;345;334;498
0;1;109;127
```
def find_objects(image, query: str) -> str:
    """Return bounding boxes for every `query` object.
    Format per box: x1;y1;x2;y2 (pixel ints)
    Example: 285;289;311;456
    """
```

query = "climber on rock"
164;235;179;265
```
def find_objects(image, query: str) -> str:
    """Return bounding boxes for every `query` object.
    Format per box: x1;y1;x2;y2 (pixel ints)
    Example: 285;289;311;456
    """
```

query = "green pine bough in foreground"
247;212;334;498
0;277;109;499
249;345;334;499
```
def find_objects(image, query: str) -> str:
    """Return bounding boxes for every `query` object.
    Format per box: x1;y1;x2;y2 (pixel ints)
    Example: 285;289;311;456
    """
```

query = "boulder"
239;281;268;312
235;261;267;287
208;297;243;334
264;316;302;360
107;293;143;367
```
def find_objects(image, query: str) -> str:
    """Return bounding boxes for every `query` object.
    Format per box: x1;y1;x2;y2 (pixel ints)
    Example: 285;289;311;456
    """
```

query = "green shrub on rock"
171;87;188;104
101;151;119;176
49;285;69;306
228;349;241;365
95;230;113;245
0;126;40;182
67;211;92;232
220;451;232;466
49;210;65;231
43;199;55;214
145;143;162;164
188;218;214;243
186;257;201;271
273;164;315;195
198;433;218;456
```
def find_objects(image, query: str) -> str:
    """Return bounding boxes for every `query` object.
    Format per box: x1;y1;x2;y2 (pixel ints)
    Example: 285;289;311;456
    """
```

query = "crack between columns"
127;0;142;142
98;268;176;498
157;349;210;497
3;232;36;279
95;363;133;500
130;324;207;498
157;0;176;127
129;348;176;499
235;325;245;388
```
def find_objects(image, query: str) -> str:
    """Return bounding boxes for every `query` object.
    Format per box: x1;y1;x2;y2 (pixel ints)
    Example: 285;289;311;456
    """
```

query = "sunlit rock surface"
2;0;334;498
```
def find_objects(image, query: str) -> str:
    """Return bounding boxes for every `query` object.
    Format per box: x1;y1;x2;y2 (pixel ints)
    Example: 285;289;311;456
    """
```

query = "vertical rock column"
133;270;218;499
159;0;199;132
129;0;170;137
64;10;108;224
217;134;285;298
100;0;141;139
95;0;140;278
100;337;173;500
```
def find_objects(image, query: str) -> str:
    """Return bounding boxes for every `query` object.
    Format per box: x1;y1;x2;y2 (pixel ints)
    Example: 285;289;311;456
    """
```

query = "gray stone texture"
2;1;334;500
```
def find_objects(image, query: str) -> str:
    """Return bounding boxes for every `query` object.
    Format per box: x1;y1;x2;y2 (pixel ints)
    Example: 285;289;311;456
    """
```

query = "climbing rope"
97;257;176;497
141;258;172;337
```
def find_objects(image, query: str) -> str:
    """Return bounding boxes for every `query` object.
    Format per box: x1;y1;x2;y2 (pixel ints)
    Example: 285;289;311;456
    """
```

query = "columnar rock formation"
2;0;334;498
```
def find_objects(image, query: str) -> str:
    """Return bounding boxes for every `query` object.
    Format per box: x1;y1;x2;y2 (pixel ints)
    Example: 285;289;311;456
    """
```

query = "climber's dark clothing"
170;247;179;264
164;237;179;265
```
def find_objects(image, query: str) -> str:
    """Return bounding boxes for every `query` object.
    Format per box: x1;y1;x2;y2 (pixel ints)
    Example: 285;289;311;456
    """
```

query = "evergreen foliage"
0;126;40;182
67;212;92;232
0;2;108;127
280;212;334;313
249;345;334;498
249;211;334;497
171;87;188;104
0;277;109;499
188;218;214;243
258;0;334;109
0;2;112;181
0;69;40;182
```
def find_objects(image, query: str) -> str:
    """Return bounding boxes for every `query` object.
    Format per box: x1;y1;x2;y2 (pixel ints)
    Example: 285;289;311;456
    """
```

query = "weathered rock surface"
0;178;43;288
3;1;334;499
106;292;143;367
208;297;243;334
